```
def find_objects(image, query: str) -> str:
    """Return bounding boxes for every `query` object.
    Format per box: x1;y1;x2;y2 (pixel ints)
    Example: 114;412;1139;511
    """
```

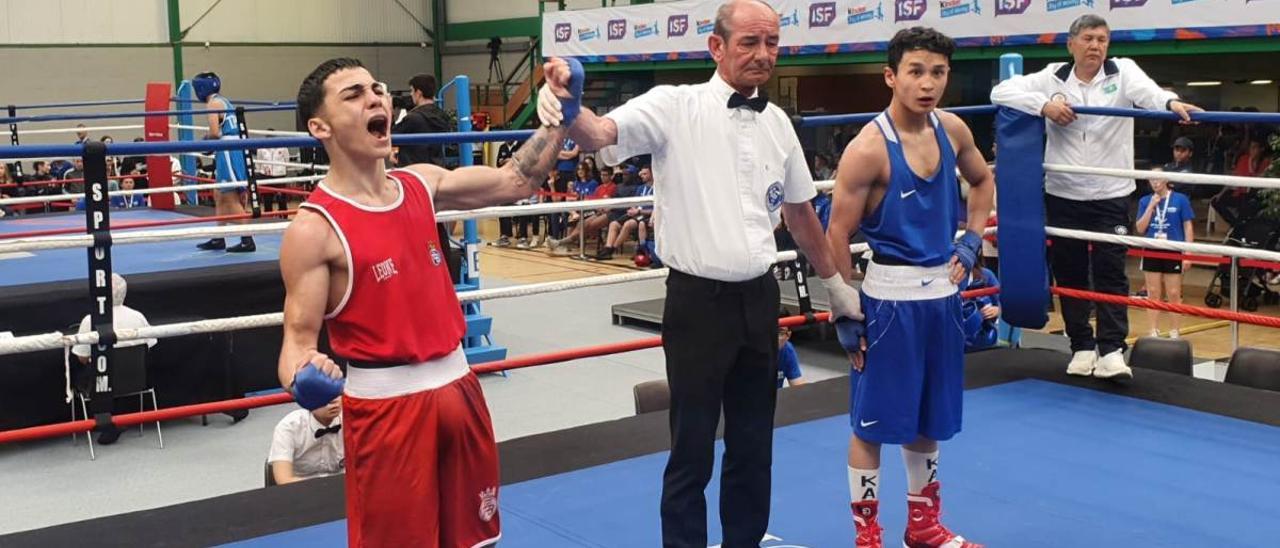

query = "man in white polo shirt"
268;397;344;485
536;1;863;545
991;14;1200;380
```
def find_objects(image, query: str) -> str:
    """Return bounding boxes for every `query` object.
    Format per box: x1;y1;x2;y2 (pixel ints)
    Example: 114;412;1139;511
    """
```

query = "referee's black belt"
667;267;775;294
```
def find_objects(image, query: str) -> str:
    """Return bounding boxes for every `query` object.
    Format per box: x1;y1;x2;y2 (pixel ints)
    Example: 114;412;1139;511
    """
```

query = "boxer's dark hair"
886;27;955;72
297;57;366;128
408;74;437;97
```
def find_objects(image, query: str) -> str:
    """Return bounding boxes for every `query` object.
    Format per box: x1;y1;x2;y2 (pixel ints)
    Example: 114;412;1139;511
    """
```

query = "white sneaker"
1092;349;1133;380
1066;350;1098;376
1169;329;1180;339
1149;329;1160;338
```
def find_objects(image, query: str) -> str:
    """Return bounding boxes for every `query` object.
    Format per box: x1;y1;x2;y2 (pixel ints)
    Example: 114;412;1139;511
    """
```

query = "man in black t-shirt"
392;74;452;166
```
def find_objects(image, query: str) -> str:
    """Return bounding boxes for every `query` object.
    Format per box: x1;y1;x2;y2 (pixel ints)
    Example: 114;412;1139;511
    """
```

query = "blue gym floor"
0;210;281;286
221;380;1280;547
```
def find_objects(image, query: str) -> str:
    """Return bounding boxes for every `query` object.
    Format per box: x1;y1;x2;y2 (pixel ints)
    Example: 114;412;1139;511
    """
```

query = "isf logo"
895;0;927;21
554;23;571;43
607;18;627;40
668;15;688;37
995;0;1031;15
1109;0;1147;7
809;2;837;27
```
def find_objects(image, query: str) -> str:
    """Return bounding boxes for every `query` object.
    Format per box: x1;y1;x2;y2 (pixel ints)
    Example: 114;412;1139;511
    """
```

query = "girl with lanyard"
1136;167;1196;338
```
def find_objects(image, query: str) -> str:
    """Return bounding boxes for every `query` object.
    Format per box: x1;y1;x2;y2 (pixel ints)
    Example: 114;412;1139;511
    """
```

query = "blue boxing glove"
536;58;586;127
953;230;983;278
559;57;585;125
834;317;866;357
292;363;344;411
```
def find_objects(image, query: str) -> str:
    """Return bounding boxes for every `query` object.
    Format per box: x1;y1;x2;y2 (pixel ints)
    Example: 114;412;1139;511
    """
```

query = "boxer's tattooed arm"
508;125;568;188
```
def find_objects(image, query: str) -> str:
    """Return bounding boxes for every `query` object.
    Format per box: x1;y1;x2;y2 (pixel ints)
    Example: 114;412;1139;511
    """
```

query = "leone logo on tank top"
372;258;399;283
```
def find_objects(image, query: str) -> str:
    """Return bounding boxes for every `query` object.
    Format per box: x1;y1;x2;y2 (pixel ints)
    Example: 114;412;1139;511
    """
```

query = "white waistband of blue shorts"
344;345;469;399
861;262;957;301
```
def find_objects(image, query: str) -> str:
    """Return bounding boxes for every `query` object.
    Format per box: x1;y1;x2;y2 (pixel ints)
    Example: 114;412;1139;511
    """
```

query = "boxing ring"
2;96;1280;546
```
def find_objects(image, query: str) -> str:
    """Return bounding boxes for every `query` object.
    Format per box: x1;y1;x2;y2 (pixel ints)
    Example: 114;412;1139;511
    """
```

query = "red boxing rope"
1051;286;1280;328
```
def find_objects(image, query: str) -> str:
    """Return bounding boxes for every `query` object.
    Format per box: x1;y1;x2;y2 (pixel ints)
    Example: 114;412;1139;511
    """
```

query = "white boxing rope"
1044;226;1280;264
0;179;824;255
182;152;330;172
169;124;306;138
0;173;326;207
1043;164;1280;190
0;240;880;356
17;124;145;136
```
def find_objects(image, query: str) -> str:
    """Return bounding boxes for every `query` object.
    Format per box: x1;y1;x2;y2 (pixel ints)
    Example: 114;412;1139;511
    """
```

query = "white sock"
903;448;939;494
848;465;879;502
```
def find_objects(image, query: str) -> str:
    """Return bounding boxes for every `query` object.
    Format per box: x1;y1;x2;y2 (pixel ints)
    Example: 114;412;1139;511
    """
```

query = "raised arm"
417;123;570;211
538;57;619;151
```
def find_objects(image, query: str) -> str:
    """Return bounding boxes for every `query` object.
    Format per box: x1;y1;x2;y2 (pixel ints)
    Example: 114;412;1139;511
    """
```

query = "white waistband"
862;262;957;301
344;346;470;399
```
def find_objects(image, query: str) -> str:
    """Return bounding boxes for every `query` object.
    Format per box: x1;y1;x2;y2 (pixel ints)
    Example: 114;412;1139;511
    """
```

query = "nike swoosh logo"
860;420;878;428
900;189;917;199
921;279;934;286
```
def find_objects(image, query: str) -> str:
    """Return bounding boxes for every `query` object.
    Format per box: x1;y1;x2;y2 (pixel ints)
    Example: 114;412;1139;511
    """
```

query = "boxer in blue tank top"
192;72;256;252
825;28;994;548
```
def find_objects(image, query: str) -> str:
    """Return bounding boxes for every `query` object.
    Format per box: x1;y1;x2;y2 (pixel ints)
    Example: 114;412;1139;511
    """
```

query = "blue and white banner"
542;0;1280;62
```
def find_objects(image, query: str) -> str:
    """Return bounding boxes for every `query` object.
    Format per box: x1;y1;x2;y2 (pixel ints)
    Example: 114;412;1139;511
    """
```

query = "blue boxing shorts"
850;262;966;444
215;135;249;192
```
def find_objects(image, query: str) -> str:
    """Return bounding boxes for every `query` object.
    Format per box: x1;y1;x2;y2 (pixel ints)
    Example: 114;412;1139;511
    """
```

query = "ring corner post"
176;80;199;206
146;82;176;210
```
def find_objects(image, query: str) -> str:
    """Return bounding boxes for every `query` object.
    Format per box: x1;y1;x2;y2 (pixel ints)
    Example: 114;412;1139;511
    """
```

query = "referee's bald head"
713;0;775;40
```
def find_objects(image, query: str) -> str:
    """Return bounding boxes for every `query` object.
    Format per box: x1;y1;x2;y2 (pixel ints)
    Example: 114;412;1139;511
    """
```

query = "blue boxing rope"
0;130;540;160
0;104;296;125
797;105;998;128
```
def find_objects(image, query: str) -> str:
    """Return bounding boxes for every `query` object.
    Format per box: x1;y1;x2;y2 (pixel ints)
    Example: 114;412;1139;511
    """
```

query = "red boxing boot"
852;500;883;548
904;482;982;548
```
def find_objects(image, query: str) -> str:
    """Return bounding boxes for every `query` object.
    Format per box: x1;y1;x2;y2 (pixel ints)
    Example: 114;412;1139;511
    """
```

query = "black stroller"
1204;210;1280;311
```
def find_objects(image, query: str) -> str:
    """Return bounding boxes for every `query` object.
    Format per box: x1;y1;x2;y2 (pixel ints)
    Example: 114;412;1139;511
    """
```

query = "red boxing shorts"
342;351;500;548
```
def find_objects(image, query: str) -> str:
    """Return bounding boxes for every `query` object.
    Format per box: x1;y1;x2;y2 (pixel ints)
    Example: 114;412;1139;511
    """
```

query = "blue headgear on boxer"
192;72;221;102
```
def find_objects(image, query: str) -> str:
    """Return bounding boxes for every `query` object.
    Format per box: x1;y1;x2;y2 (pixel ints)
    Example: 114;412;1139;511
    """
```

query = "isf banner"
542;0;1279;62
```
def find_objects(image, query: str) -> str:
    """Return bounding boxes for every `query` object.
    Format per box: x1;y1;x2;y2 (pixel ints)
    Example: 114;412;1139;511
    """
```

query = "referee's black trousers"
660;268;779;548
1046;195;1131;356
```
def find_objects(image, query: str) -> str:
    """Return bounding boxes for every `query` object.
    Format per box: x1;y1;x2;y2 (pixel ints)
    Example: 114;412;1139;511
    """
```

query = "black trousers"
1046;195;1130;355
661;268;779;548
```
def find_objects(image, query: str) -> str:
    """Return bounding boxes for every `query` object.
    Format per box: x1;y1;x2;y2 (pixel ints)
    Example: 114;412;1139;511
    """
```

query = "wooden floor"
462;218;1280;360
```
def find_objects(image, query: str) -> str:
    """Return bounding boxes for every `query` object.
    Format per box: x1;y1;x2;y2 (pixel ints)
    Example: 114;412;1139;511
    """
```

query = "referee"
536;1;862;545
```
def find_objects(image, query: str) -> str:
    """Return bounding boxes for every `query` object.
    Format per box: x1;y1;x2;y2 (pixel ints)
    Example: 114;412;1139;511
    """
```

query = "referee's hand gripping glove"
537;57;585;127
820;274;869;371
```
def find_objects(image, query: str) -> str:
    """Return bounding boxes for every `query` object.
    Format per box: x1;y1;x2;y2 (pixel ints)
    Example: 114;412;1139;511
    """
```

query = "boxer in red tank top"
278;58;573;548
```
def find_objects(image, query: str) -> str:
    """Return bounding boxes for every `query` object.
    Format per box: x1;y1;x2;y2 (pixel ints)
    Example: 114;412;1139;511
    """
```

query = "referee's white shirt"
990;57;1179;202
267;409;344;481
599;73;816;282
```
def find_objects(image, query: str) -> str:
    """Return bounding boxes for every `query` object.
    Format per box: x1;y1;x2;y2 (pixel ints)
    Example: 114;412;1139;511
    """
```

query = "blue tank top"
212;95;240;138
860;111;960;267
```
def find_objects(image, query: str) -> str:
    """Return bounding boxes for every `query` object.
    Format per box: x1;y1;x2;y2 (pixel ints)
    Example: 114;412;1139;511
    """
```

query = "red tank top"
301;169;464;363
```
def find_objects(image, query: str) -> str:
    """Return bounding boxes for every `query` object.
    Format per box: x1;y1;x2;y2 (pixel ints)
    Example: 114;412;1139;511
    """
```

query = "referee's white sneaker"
1092;350;1133;380
1065;350;1097;376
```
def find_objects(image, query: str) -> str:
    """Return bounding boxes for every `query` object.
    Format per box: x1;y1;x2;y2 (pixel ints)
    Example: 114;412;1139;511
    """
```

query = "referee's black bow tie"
727;92;769;113
315;424;341;439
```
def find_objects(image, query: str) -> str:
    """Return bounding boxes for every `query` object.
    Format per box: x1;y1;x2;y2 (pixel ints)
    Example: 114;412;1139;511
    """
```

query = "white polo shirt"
599;73;816;282
991;58;1179;201
267;408;344;481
